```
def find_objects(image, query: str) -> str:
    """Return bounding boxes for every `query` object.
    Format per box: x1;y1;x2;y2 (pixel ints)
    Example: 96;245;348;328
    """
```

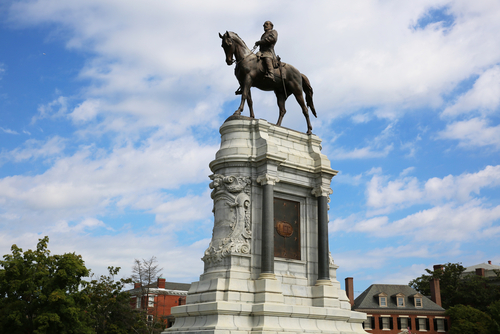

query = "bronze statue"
255;21;278;80
219;27;317;134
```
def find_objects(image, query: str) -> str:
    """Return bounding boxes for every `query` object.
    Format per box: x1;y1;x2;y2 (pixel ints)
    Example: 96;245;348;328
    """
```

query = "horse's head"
219;31;235;66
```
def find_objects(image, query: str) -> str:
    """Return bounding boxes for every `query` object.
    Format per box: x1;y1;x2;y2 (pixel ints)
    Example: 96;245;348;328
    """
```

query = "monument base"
164;118;367;334
167;258;366;334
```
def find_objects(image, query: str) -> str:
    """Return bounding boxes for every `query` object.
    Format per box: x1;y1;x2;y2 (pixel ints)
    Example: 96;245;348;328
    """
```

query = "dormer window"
376;292;388;307
394;293;405;307
412;293;423;308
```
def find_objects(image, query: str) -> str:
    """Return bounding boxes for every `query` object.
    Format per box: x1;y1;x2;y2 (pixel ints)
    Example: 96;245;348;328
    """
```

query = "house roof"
464;262;500;272
353;284;444;312
127;281;191;296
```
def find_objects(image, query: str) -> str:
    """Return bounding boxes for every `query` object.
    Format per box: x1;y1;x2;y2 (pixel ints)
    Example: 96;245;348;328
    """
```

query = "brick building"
346;278;449;333
128;278;191;327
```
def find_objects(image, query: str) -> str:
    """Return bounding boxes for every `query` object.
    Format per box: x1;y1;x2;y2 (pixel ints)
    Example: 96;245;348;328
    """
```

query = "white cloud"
0;127;18;135
366;165;500;213
32;95;69;123
438;117;500;149
336;201;500;244
388;201;500;242
70;99;100;123
443;66;500;118
0;135;218;232
1;136;66;163
331;144;394;160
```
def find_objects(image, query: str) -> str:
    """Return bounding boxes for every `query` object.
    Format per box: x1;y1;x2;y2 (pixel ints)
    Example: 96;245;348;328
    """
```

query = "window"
416;317;429;331
148;295;155;307
147;315;154;323
415;297;422;307
433;318;448;332
363;316;374;330
398;317;409;330
379;316;393;330
382;317;390;329
397;297;405;307
377;292;388;307
136;297;141;309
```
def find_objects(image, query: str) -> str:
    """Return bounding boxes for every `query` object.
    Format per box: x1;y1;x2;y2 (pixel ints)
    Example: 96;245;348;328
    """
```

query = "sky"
1;0;499;296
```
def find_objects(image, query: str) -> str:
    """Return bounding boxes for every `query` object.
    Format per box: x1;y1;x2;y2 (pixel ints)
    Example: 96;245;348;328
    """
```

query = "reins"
230;44;258;66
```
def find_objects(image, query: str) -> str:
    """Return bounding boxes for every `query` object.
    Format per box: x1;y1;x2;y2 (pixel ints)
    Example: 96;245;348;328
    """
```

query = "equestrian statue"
219;21;317;134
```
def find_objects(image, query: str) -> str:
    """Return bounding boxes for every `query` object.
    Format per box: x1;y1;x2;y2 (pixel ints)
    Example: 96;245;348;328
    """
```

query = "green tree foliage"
488;301;500;334
82;267;147;334
410;263;500;333
409;262;500;311
0;236;91;334
0;237;152;334
446;304;497;334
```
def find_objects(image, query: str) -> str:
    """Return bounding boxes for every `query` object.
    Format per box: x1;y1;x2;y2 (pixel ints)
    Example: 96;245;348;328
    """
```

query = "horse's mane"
228;31;250;51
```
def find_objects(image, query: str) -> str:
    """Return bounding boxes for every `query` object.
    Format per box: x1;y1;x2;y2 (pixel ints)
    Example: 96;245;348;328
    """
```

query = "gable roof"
353;284;444;312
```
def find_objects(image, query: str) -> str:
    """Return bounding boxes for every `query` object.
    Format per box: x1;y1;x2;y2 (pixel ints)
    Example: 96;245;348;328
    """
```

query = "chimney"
430;278;442;307
476;268;485;277
345;277;354;307
158;277;166;289
433;264;444;272
134;282;142;289
488;261;492;265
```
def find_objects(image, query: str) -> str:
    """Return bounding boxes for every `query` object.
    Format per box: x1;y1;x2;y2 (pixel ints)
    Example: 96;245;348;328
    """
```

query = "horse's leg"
247;89;254;118
275;91;286;126
234;77;252;116
294;89;313;135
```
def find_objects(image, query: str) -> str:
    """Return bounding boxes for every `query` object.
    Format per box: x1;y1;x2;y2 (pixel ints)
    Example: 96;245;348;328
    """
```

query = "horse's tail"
301;73;317;118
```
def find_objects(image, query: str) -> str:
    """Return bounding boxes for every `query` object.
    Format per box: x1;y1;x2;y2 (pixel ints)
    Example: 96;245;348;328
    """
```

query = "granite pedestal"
165;117;367;334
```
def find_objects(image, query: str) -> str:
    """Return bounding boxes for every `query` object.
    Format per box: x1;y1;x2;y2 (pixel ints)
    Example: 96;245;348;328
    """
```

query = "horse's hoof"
233;111;242;116
306;130;312;135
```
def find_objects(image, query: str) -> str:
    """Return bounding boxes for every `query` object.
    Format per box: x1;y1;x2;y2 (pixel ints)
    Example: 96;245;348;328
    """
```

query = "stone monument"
165;116;368;334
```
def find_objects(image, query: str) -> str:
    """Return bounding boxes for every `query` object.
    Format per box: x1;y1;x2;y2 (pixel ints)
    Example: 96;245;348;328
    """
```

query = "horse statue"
219;31;317;134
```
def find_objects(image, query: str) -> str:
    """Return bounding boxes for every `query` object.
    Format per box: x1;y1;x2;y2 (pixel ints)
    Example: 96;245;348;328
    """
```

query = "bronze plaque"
274;198;300;260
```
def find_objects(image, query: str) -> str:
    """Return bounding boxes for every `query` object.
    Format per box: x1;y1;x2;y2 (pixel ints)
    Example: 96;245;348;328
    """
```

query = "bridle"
224;37;257;66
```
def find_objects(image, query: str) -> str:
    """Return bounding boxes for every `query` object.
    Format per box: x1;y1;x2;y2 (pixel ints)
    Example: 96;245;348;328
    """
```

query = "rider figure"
255;21;278;81
235;21;278;95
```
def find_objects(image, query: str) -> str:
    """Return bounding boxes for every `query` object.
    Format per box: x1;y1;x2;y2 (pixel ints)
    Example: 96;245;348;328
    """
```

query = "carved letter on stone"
202;174;252;264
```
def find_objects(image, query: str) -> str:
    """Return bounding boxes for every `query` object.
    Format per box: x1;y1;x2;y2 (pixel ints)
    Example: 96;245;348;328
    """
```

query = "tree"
487;300;500;334
0;236;91;334
0;237;153;334
82;267;147;334
409;262;500;311
446;304;497;334
410;263;500;334
131;257;164;334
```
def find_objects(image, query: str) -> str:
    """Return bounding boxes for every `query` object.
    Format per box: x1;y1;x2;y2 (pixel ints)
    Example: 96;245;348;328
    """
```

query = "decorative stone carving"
202;174;252;264
256;173;280;186
329;251;335;265
311;185;333;197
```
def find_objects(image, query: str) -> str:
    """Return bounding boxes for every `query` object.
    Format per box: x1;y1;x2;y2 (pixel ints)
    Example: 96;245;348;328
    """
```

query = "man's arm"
255;31;278;47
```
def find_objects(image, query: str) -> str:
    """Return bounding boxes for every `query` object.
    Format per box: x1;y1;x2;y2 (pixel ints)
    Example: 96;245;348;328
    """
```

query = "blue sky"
1;0;500;296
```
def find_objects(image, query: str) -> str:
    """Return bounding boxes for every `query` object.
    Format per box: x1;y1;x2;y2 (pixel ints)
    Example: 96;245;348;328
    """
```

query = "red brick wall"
363;313;450;334
129;294;187;324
